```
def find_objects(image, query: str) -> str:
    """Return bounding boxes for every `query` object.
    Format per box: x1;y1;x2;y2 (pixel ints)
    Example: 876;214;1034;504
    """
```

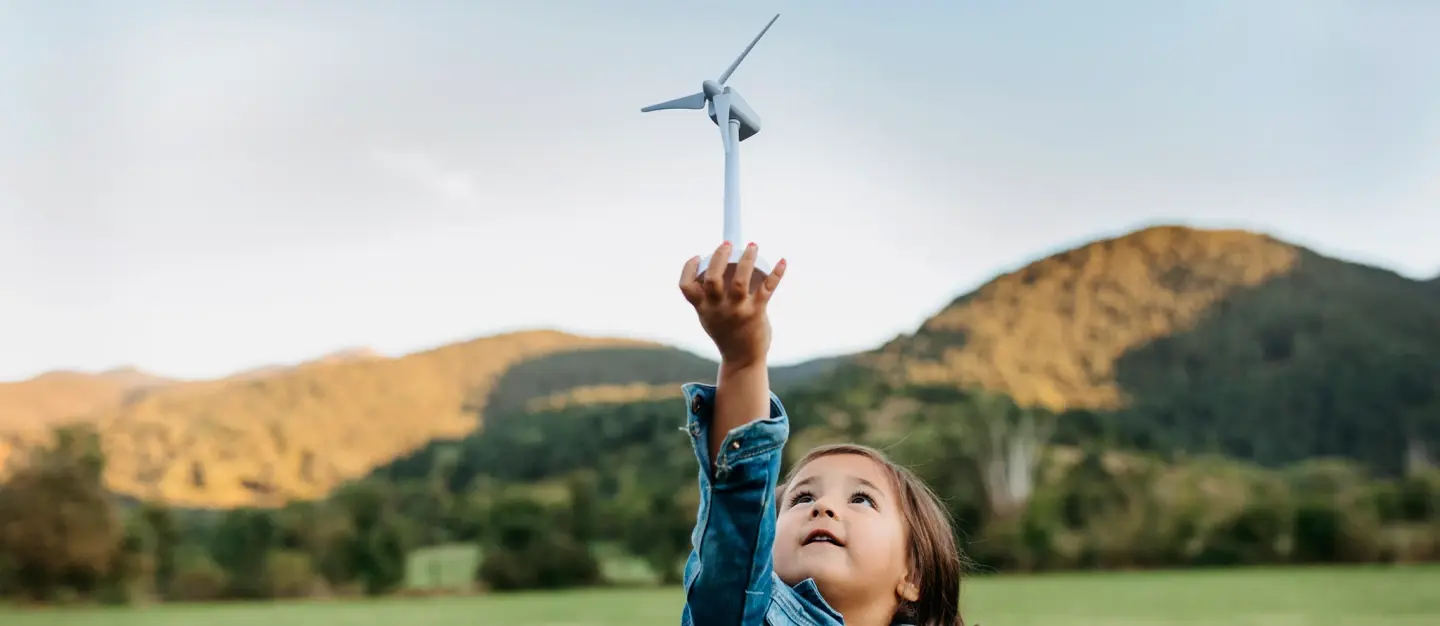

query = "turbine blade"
718;14;779;85
641;92;706;112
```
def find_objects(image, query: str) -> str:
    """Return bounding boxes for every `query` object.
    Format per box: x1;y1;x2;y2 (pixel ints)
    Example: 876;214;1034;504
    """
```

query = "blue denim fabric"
678;382;847;626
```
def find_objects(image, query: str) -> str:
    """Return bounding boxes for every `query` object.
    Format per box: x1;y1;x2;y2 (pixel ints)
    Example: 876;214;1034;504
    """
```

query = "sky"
1;0;1436;382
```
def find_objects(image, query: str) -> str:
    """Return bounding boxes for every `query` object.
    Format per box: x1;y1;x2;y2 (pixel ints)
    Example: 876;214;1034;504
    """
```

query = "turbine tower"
641;14;780;279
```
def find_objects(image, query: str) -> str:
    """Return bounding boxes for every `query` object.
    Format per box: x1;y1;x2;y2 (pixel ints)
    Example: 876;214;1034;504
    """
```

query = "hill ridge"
4;225;1437;506
868;224;1309;410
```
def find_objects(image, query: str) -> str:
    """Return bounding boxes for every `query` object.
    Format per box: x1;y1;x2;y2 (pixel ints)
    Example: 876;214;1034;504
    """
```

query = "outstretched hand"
679;242;787;369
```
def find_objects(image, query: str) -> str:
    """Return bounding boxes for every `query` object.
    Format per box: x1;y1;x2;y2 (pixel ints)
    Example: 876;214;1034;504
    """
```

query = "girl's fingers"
755;258;787;306
702;242;731;300
731;243;758;298
678;256;703;305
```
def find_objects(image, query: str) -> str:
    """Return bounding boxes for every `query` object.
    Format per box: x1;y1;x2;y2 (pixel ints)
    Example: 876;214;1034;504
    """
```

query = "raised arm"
680;375;788;626
675;242;788;626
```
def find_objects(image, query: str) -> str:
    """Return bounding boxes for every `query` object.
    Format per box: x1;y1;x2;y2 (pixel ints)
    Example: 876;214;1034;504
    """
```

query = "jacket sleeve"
679;382;790;626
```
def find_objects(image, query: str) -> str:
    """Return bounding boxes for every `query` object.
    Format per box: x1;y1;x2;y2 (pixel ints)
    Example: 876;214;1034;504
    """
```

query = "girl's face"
773;453;918;615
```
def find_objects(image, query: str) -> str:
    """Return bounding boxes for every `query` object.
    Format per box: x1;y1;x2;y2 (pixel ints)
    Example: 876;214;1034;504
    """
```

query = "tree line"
2;375;1437;606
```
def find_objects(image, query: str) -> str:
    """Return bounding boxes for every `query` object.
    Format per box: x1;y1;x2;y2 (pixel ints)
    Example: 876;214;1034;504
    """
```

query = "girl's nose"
810;501;837;519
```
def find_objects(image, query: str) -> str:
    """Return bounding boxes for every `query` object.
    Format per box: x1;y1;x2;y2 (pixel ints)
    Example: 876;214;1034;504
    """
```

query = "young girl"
676;242;968;626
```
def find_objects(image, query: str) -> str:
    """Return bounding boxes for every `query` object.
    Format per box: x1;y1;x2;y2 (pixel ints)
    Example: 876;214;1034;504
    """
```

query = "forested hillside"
378;224;1440;528
866;225;1440;475
4;225;1434;510
0;334;842;509
482;346;843;416
365;224;1440;590
5;224;1439;604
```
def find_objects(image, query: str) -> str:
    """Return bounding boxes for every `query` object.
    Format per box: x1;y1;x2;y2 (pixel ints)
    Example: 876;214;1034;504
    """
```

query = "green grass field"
3;566;1436;626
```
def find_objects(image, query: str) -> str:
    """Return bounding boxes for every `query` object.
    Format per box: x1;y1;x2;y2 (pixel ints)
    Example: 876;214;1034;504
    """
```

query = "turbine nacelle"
704;81;763;143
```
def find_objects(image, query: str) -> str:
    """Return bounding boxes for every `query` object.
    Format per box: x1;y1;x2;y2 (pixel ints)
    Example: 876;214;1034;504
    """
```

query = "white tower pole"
722;119;742;250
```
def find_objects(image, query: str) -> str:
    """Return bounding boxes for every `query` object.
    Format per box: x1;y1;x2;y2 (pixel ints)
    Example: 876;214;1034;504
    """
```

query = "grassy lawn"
2;565;1436;626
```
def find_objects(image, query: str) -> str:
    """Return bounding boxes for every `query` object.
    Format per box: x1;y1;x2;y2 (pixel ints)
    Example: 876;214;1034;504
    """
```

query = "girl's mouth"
802;529;845;546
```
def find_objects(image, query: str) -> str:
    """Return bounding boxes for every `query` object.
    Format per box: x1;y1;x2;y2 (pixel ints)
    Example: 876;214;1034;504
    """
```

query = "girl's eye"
850;490;876;508
788;491;814;507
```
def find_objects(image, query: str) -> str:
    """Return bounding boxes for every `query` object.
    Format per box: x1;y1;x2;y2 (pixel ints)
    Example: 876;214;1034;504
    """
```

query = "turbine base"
696;250;774;294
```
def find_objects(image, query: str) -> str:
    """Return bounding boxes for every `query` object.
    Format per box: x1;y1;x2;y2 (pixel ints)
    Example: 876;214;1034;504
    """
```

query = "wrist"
718;356;767;375
710;356;773;461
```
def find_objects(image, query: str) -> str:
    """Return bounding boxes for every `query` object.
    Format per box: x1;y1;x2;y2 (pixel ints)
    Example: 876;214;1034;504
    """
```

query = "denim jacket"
678;382;849;626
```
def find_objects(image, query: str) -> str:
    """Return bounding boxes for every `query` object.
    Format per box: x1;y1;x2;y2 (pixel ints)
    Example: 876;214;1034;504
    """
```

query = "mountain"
386;225;1440;498
0;367;175;432
868;225;1440;473
870;226;1303;409
374;225;1440;504
228;347;385;381
6;225;1436;509
0;348;384;433
2;332;653;508
0;331;844;509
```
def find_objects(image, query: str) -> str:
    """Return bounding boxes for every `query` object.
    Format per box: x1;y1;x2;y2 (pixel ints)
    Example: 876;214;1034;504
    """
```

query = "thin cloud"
368;147;481;204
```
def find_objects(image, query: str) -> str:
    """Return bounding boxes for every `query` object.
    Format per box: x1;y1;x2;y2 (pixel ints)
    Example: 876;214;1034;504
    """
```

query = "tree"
332;480;413;596
0;426;124;601
137;501;179;598
910;386;1056;518
476;490;601;591
208;508;279;598
619;488;693;584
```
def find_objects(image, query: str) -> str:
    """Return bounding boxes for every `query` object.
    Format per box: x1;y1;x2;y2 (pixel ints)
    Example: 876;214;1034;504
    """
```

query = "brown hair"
780;443;968;626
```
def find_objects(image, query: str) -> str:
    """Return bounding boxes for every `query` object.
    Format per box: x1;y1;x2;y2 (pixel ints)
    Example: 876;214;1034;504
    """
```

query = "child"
676;242;968;626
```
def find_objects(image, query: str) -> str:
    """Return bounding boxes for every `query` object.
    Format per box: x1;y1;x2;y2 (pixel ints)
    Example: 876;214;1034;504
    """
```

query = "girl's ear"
895;577;919;603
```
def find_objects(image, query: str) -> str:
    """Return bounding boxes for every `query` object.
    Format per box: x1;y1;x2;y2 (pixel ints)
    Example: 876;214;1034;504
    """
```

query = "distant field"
4;565;1437;626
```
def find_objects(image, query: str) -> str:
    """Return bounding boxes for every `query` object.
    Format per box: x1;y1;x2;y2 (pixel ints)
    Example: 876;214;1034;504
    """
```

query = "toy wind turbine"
641;13;780;282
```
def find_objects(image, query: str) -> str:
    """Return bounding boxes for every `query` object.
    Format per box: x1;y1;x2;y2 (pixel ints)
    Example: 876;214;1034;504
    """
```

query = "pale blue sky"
1;0;1436;382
